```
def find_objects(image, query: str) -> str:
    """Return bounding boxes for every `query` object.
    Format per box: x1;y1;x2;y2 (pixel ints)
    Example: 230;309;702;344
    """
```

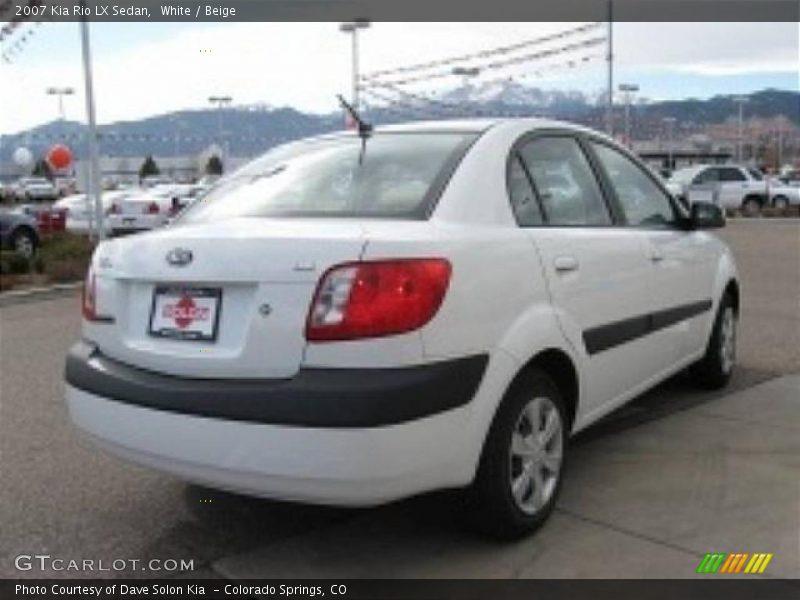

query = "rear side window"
508;156;544;226
517;137;611;226
179;133;475;223
719;167;747;182
591;142;677;228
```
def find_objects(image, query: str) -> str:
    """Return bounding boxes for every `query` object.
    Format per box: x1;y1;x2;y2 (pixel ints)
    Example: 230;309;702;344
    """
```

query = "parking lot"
0;219;798;580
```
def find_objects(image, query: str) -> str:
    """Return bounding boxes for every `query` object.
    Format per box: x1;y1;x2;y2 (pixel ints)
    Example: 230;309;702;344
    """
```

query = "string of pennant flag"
361;22;603;82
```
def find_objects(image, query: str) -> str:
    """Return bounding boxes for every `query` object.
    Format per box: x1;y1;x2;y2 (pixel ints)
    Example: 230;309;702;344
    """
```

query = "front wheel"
691;294;737;389
467;369;567;539
11;228;36;259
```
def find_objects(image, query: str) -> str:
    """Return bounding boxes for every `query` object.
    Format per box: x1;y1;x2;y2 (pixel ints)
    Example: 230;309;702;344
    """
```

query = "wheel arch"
11;224;39;246
724;278;740;316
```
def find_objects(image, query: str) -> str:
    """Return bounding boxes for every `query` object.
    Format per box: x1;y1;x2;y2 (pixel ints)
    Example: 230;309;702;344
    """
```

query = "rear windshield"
178;132;476;223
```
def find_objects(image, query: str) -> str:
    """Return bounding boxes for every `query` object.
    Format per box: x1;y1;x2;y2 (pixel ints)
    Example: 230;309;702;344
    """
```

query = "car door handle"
650;248;666;262
553;256;579;272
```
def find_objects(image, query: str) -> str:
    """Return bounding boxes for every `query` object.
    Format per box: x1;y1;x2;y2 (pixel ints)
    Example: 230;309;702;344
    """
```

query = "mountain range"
1;86;797;162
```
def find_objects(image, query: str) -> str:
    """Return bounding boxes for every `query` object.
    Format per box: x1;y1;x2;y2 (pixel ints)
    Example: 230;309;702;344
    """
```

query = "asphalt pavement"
0;219;797;580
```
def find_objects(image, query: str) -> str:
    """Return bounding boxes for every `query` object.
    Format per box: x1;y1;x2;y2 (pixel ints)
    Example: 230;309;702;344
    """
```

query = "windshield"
178;132;476;223
747;168;763;181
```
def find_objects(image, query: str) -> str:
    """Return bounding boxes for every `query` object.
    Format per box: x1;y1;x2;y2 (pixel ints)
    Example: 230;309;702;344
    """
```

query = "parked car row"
666;164;800;214
52;182;210;237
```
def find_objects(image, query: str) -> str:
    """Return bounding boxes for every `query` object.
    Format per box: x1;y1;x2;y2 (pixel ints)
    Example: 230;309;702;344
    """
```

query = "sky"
0;21;798;135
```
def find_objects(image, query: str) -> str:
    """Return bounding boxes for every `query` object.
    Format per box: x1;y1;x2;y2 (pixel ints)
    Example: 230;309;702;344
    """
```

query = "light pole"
79;3;104;241
46;86;75;120
339;20;370;111
663;117;677;173
618;83;639;148
733;95;749;163
208;95;232;161
605;1;614;136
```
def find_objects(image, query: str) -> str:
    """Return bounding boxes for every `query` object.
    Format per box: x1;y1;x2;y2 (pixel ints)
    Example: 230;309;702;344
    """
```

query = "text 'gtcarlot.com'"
14;554;194;572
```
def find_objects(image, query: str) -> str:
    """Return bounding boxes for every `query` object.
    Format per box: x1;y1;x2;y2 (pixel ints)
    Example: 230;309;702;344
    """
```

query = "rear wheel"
773;196;789;211
691;293;736;390
467;369;567;539
741;197;762;216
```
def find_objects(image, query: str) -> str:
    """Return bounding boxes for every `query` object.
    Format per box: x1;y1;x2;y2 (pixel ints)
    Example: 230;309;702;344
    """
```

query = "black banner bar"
3;579;800;600
2;0;799;22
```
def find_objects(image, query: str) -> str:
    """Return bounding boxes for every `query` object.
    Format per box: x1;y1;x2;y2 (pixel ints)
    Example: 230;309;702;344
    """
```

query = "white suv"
65;120;739;538
668;164;768;215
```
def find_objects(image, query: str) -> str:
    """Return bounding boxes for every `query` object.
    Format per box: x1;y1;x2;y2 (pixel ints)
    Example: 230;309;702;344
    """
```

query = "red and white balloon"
45;144;73;171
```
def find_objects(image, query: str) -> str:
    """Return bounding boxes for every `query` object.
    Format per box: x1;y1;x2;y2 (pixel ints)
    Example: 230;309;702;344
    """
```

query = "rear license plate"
149;286;221;341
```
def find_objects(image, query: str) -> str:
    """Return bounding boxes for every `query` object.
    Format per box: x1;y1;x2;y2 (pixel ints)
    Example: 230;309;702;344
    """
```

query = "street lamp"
46;86;75;120
339;19;370;110
208;95;232;160
663;117;677;174
618;83;639;148
733;96;749;163
452;66;481;87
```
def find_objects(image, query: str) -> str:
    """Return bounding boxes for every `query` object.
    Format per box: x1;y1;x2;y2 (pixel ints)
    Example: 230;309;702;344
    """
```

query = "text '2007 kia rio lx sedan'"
65;119;738;538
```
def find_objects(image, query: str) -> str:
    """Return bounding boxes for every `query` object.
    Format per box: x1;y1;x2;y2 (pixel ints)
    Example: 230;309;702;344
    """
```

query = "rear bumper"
65;341;487;427
64;344;488;505
66;385;479;505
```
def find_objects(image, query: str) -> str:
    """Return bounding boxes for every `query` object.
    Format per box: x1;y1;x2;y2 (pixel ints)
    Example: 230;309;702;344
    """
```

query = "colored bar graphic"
697;553;727;574
758;554;773;573
701;552;774;575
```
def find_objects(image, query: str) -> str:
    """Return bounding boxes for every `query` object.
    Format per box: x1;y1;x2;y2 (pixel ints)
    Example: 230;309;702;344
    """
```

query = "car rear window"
178;132;476;223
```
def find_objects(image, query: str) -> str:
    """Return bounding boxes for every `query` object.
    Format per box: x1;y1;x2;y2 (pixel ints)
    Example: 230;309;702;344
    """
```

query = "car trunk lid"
91;218;367;378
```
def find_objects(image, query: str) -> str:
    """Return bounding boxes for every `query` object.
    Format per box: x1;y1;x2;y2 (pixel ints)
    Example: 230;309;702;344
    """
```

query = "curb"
0;282;82;308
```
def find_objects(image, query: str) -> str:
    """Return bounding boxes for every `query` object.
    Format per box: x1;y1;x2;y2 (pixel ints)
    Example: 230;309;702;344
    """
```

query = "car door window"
591;142;677;228
507;156;544;226
719;167;747;182
517;137;611;226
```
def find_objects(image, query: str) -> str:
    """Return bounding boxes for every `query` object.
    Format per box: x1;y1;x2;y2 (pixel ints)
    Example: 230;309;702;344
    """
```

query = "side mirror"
690;201;725;230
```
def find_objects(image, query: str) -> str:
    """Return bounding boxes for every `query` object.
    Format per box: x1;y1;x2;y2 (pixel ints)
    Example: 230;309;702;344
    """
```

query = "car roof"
375;117;601;135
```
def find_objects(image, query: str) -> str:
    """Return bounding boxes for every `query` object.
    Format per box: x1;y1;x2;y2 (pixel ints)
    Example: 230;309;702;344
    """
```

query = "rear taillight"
306;259;451;342
81;266;113;322
146;201;160;214
81;268;97;321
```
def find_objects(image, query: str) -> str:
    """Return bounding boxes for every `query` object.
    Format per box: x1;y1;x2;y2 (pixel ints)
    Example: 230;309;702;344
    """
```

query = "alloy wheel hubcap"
509;395;563;515
720;307;736;374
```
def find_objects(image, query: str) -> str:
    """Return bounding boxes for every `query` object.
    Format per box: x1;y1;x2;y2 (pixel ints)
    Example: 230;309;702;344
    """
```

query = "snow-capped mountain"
439;80;593;113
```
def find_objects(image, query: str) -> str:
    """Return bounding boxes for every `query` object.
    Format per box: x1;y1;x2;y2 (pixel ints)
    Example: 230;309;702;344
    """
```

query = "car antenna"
337;94;372;164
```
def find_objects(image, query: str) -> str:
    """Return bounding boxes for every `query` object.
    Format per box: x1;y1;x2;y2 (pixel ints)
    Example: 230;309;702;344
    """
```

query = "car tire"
690;293;737;390
741;197;762;217
772;196;789;211
467;368;567;539
11;228;37;259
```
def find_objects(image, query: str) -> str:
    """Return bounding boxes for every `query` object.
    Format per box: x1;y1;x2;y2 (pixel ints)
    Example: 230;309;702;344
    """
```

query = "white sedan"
106;184;207;235
65;119;739;538
54;190;138;235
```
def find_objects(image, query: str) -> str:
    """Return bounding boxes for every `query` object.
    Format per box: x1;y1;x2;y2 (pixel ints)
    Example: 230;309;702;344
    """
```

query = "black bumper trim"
65;341;488;428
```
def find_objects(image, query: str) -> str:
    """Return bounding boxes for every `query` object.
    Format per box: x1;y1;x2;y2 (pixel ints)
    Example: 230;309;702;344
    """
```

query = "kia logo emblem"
166;248;193;267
